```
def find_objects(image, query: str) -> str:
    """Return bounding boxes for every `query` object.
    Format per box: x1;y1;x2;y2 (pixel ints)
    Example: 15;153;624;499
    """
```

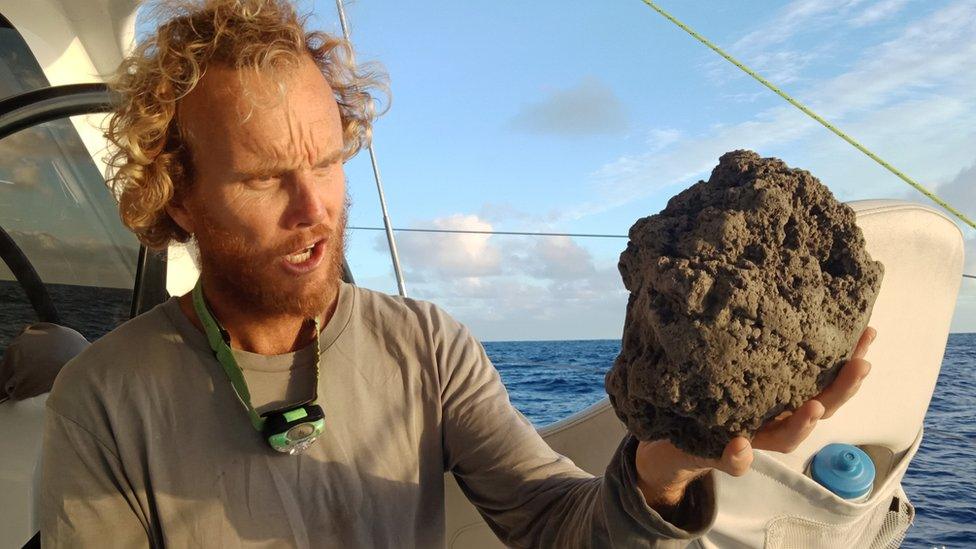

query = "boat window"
0;13;51;101
0;114;139;358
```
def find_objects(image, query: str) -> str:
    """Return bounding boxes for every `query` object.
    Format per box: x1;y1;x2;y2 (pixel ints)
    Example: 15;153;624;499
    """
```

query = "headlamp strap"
191;280;320;433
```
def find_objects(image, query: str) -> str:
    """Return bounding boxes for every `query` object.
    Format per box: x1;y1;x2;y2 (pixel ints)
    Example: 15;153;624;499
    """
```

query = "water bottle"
806;443;876;502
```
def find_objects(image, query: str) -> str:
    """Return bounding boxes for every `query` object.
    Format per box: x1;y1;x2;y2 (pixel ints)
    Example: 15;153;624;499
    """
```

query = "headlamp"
263;404;326;454
192;281;325;455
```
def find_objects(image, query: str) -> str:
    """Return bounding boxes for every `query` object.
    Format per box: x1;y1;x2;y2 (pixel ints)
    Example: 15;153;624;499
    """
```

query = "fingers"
817;356;871;419
851;326;877;360
711;436;754;477
813;327;875;419
642;436;755;480
752;399;825;453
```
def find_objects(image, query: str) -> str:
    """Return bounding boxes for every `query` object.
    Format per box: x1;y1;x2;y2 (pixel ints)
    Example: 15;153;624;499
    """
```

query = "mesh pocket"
764;494;915;549
873;496;915;548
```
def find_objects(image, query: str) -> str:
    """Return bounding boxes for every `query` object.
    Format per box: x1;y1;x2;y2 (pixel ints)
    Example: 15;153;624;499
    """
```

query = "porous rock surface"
605;150;884;458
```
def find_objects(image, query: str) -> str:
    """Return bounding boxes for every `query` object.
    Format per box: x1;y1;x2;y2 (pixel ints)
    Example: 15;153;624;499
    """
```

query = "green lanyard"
191;280;320;432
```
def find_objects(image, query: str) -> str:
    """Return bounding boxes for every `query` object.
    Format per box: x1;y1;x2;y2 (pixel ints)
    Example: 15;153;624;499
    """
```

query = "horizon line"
481;332;976;344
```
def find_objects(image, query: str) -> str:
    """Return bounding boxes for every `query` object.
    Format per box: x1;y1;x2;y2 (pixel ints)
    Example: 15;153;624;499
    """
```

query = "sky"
120;0;976;341
307;0;976;341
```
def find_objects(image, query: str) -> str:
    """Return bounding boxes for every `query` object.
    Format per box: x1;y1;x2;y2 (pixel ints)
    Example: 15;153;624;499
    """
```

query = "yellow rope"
639;0;976;230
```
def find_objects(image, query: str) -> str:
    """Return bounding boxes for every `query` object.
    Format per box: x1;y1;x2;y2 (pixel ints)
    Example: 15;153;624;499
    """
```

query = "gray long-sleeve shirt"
41;282;716;547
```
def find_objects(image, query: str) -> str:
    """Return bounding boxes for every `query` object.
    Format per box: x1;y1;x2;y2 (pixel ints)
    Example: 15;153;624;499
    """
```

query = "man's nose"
285;171;328;229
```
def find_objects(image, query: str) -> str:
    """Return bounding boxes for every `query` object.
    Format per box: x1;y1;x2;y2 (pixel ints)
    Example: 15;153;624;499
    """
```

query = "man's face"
174;56;347;318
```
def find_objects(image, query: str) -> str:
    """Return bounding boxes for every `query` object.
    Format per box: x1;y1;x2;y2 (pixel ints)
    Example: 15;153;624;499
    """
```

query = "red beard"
193;207;347;319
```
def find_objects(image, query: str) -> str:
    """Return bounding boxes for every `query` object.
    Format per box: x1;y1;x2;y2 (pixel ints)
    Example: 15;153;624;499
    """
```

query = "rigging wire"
638;0;976;231
349;226;975;281
348;226;628;238
335;0;408;297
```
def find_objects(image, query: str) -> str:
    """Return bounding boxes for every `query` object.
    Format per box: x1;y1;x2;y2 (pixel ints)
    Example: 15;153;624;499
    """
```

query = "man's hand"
634;327;877;514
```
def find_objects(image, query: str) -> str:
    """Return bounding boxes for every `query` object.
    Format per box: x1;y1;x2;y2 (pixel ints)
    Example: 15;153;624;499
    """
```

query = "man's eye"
248;175;279;187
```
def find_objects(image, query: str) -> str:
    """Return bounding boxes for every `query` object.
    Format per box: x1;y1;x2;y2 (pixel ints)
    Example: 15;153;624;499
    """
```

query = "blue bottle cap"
810;443;876;500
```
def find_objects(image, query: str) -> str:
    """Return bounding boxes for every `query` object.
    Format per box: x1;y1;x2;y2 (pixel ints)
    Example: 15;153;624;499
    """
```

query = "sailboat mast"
335;0;407;297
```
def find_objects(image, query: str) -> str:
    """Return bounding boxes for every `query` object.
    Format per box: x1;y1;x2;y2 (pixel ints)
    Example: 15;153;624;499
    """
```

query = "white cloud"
644;128;683;152
387;214;501;278
725;0;912;55
933;162;976;224
940;163;975;332
567;106;817;221
705;0;921;88
509;77;628;136
386;213;628;340
949;232;976;333
850;0;910;27
721;91;767;104
425;263;627;341
966;236;976;279
749;50;821;85
731;0;865;53
798;94;976;202
813;2;976;115
476;201;562;226
933;163;976;282
524;236;597;281
702;0;868;86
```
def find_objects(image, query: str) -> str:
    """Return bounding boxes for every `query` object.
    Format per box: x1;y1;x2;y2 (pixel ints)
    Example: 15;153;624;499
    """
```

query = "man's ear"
166;197;196;236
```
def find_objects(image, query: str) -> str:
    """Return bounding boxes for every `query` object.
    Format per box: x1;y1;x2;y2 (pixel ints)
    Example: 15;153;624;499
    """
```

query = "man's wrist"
638;469;705;512
634;439;709;513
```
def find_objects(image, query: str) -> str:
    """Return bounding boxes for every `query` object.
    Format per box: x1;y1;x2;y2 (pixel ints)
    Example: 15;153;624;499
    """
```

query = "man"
41;1;874;547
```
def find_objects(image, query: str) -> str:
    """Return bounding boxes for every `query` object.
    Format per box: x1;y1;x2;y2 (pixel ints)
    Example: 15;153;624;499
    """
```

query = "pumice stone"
605;150;884;458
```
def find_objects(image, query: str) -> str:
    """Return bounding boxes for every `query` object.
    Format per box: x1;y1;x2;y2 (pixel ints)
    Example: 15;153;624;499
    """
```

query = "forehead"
179;57;343;165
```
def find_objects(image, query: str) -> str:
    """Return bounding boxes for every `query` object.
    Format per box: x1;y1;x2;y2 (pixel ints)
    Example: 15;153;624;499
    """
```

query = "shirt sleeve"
437;315;717;548
40;407;155;548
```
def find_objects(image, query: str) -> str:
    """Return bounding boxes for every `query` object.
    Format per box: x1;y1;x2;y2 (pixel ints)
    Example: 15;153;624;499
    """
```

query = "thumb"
710;437;753;477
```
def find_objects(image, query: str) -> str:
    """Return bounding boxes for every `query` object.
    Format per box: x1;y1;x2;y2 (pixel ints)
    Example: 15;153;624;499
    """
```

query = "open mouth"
281;239;326;273
286;244;315;264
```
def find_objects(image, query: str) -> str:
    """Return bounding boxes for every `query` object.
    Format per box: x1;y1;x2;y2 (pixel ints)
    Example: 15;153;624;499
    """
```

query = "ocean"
1;281;972;546
487;336;976;548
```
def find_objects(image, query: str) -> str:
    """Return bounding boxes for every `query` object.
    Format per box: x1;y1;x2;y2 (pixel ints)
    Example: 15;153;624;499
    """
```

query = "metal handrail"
0;83;117;141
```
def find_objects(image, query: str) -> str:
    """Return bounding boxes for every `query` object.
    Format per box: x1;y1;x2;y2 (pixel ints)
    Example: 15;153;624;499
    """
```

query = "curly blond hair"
106;0;387;249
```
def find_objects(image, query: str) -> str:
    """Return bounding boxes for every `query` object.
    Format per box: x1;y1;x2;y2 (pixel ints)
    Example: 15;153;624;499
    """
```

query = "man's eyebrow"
235;149;344;179
312;148;344;168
